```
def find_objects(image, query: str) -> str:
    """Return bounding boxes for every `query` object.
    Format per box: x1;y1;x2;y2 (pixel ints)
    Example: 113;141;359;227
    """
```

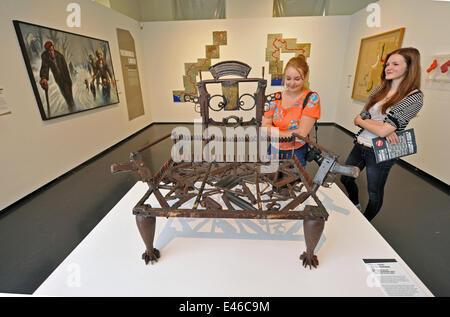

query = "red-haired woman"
341;47;424;221
262;55;321;166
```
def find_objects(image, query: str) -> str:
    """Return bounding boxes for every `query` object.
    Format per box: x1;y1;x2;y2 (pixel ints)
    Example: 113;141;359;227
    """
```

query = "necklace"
281;89;307;109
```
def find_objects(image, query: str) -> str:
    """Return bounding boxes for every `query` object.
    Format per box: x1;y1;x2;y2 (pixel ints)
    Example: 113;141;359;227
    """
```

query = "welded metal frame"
111;61;359;269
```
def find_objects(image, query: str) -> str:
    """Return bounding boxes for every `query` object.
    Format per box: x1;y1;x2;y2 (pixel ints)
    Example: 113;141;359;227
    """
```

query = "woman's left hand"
386;131;399;144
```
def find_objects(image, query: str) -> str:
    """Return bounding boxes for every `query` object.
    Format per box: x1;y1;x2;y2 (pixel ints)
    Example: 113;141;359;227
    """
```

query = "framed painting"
352;28;405;102
13;20;119;120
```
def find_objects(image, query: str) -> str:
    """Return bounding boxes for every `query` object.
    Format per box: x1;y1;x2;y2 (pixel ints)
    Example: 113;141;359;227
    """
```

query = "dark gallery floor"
0;123;448;296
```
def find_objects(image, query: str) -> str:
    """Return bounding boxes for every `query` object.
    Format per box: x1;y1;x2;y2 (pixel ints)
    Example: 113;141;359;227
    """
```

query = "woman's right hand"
261;117;275;136
353;114;363;127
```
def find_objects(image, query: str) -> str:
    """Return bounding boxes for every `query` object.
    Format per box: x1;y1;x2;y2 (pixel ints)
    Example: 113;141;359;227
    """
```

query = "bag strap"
302;91;318;143
302;91;314;109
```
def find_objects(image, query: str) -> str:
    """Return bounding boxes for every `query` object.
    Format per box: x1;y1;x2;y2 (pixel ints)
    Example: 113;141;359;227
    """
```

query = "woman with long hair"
341;47;424;221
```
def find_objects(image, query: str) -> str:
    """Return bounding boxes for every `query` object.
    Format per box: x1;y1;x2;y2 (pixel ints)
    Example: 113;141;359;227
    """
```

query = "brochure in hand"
372;129;417;163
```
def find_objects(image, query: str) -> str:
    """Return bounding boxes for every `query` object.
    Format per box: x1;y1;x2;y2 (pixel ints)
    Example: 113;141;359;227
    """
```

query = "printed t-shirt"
264;90;321;150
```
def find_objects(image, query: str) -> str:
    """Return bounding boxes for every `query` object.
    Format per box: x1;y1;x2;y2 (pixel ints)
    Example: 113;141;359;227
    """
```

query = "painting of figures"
13;20;119;120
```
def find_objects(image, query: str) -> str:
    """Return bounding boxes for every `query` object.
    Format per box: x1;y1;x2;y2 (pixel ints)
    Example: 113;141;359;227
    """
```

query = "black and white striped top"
357;86;424;136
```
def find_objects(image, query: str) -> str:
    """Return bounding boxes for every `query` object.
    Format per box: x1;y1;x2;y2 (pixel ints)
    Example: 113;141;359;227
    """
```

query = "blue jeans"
267;144;307;166
340;143;395;221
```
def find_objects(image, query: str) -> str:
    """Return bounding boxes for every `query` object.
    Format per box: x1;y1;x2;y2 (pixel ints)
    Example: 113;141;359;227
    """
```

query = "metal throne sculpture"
111;61;359;269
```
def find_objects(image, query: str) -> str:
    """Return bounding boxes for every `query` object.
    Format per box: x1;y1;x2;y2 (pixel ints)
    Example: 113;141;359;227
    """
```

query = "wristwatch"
360;111;371;120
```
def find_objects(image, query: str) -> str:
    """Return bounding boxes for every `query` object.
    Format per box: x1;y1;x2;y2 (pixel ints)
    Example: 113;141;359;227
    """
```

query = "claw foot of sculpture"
301;216;325;269
299;252;319;269
142;248;160;265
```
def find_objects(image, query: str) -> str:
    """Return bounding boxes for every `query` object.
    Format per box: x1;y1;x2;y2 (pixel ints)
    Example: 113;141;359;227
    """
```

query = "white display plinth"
34;182;433;297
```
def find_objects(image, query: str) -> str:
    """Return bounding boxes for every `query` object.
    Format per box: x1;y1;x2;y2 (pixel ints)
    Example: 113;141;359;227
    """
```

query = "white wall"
141;15;350;124
335;0;450;184
0;0;152;210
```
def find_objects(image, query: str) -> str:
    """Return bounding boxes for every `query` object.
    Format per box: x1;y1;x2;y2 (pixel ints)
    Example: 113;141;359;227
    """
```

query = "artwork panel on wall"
0;86;12;116
352;28;405;103
424;54;450;91
13;20;119;121
172;31;227;103
265;34;311;87
117;28;145;121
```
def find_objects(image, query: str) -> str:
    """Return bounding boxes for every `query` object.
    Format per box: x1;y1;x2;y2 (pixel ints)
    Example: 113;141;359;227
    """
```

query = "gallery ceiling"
96;0;380;22
274;0;379;17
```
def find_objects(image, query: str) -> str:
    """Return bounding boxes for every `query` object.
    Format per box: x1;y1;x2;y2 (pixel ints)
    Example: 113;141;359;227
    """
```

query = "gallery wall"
141;15;350;124
0;0;153;210
335;0;450;184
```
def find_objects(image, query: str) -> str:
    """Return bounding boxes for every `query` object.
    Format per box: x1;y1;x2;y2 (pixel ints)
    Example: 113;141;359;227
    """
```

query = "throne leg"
300;217;325;269
136;215;160;265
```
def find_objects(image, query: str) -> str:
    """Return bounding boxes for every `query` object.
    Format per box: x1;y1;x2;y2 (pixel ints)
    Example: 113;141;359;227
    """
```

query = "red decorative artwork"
440;60;450;73
426;59;438;73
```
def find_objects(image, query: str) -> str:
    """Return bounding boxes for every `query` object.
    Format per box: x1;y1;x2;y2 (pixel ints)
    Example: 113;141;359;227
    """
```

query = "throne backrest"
185;61;267;128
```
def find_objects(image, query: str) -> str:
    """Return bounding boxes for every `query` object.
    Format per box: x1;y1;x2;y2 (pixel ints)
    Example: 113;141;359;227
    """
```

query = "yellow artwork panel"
352;28;405;102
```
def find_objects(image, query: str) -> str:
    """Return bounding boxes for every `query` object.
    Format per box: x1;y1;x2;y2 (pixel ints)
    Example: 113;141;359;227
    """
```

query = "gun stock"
111;162;135;174
331;163;360;178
